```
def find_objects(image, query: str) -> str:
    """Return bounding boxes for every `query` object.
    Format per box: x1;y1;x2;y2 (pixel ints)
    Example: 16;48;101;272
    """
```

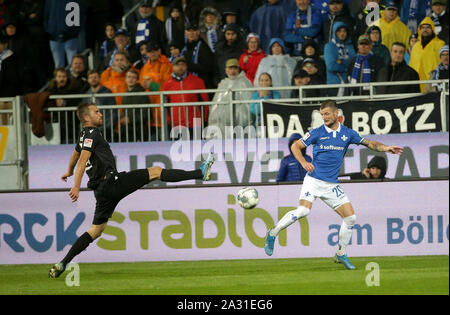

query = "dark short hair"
391;41;406;51
87;69;100;77
320;100;338;111
53;67;68;78
77;102;95;122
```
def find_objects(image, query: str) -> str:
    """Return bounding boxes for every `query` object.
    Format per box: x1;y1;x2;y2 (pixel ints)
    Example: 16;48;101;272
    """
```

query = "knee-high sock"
337;215;356;255
61;232;93;266
270;206;310;237
160;169;203;182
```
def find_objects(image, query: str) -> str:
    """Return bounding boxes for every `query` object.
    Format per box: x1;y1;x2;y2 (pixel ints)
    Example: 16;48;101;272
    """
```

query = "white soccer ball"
237;187;259;209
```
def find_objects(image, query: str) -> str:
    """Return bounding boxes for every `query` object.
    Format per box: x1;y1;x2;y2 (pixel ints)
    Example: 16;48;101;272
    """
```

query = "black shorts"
92;169;150;225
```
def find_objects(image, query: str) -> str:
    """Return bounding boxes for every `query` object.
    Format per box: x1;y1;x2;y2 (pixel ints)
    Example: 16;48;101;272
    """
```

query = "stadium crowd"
0;0;449;138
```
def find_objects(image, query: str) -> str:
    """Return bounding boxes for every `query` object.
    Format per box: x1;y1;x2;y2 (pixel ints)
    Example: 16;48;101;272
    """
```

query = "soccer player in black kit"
49;103;215;278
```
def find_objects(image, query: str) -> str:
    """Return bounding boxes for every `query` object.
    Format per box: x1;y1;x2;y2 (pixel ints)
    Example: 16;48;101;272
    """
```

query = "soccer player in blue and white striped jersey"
264;100;403;269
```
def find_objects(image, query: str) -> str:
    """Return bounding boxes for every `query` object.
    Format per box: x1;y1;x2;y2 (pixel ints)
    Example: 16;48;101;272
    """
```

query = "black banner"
262;93;443;138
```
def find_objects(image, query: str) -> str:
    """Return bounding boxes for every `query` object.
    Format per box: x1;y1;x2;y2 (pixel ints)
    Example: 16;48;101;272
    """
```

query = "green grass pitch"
0;255;448;295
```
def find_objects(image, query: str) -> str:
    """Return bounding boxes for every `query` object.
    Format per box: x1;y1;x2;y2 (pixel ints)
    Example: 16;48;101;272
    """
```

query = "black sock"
61;232;93;266
160;169;202;182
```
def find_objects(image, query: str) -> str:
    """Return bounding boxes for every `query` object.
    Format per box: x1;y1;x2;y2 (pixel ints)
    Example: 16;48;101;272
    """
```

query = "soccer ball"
237;187;259;209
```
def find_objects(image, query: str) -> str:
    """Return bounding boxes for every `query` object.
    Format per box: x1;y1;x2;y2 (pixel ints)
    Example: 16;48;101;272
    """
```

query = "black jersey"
75;127;117;189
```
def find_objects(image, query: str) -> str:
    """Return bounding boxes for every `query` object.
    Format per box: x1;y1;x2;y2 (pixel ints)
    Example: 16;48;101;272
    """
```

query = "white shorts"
299;175;350;210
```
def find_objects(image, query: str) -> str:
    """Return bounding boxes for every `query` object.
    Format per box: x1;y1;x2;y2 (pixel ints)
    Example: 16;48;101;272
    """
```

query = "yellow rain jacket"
372;11;411;51
409;17;446;92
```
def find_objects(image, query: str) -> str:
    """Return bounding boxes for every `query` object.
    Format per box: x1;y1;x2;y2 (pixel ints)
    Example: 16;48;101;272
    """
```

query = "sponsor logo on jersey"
319;144;344;151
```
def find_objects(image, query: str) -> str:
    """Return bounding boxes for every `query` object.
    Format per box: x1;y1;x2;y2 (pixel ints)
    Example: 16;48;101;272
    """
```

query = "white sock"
337;215;356;256
270;206;310;237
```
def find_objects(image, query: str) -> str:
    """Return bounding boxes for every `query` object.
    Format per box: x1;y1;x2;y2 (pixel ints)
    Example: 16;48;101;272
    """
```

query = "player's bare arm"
291;139;315;173
61;150;81;182
361;138;403;155
69;149;91;202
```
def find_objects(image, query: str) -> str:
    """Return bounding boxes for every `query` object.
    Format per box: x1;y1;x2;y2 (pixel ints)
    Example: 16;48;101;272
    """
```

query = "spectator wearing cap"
428;0;448;44
400;0;433;35
182;22;217;89
44;0;86;68
238;33;266;84
249;0;291;54
139;41;173;134
125;0;166;50
220;9;248;41
323;21;356;96
430;45;449;91
372;1;411;52
367;25;391;65
103;28;139;71
376;42;420;95
322;0;355;44
291;69;321;101
254;38;296;99
199;6;222;53
410;17;446;92
300;58;325;88
161;56;209;139
165;3;187;50
293;39;326;82
283;0;322;56
207;58;254;139
405;33;419;64
250;72;281;128
214;23;247;84
347;34;385;96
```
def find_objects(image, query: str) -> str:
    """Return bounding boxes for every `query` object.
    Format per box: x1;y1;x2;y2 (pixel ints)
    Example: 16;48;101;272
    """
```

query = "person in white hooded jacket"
207;58;254;139
253;38;296;99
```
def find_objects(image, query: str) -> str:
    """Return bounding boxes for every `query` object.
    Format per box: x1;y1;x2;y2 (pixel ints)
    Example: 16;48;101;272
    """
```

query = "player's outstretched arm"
361;139;403;155
62;150;81;182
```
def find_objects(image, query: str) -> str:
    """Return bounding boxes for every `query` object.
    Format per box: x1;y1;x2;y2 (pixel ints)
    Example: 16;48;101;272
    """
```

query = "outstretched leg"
149;152;215;182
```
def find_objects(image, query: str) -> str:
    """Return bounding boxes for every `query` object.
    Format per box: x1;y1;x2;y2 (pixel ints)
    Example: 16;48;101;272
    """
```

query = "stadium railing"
21;79;448;144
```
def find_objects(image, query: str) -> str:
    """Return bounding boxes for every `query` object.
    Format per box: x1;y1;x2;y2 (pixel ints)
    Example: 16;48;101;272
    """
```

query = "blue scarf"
136;19;150;44
293;6;312;55
433;63;449;80
181;41;201;76
351;53;372;83
331;38;349;60
207;25;218;53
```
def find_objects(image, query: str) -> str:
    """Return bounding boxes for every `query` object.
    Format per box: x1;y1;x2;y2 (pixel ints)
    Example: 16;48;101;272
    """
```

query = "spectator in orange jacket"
139;41;173;136
161;56;209;140
100;50;134;105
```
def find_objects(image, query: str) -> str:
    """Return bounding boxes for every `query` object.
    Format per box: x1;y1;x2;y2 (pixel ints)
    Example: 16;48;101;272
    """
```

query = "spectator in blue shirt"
283;0;322;56
277;133;312;182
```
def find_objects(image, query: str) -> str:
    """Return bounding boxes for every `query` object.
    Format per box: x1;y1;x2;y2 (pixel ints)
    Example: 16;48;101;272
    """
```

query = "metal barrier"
25;79;448;144
0;97;27;190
